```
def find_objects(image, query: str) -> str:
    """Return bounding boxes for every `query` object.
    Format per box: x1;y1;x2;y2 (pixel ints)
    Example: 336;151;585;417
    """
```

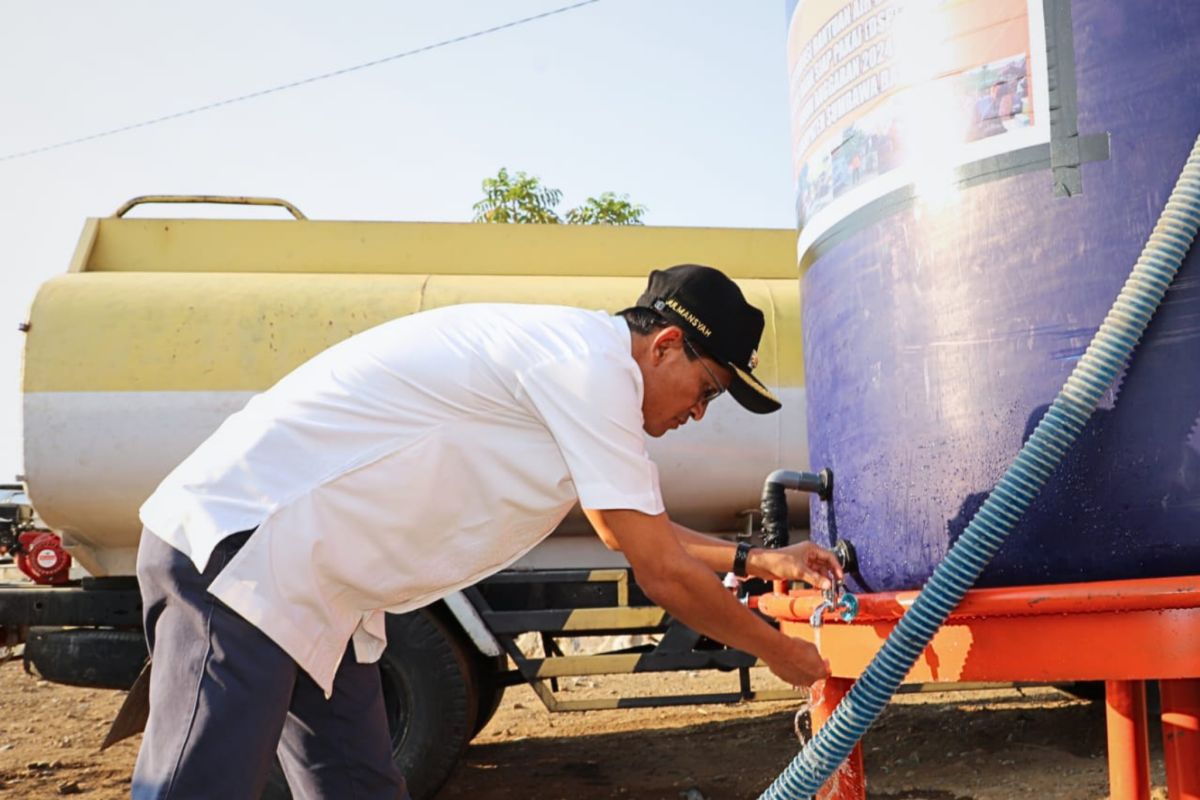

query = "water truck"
1;199;810;797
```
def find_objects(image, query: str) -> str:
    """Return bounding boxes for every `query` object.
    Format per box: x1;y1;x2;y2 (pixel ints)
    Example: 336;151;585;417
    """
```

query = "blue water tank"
787;0;1200;591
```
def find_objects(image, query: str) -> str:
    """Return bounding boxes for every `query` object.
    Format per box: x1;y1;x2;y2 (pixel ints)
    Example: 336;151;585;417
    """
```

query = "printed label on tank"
785;0;1050;258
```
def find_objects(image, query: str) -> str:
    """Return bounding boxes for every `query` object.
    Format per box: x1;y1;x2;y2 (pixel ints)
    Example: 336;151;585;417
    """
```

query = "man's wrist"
745;545;776;579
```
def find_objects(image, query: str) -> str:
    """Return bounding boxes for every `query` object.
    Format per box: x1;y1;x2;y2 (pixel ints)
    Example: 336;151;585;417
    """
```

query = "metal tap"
809;597;835;628
809;580;859;628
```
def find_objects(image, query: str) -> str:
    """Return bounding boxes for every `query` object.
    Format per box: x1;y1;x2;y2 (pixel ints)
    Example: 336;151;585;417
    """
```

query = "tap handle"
837;591;860;622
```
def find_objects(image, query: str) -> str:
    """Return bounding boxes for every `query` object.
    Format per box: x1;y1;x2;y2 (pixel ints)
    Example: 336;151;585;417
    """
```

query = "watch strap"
733;540;756;578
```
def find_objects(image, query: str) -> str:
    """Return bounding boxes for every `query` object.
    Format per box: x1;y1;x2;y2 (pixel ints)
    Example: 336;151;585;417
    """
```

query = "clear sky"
0;0;798;480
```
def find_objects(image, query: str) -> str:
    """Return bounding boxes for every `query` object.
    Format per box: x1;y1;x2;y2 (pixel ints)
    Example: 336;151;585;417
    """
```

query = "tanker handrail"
112;195;307;220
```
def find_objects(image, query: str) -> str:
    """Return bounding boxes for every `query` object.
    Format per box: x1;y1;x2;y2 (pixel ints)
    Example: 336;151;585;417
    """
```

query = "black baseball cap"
625;264;781;414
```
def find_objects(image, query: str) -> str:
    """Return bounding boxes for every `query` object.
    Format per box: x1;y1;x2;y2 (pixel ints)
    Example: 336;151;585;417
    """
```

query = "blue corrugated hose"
761;132;1200;800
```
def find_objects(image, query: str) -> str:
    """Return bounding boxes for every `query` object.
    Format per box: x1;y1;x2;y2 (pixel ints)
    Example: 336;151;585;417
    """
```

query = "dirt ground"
0;657;1170;799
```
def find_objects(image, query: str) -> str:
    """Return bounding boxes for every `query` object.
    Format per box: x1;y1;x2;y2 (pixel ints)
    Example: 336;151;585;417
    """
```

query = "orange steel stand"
754;575;1200;800
1107;680;1152;800
1162;679;1200;800
808;677;866;800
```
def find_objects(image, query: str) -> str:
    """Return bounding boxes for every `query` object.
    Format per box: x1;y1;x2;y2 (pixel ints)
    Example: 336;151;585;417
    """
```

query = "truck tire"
23;628;146;690
261;607;478;800
471;652;508;738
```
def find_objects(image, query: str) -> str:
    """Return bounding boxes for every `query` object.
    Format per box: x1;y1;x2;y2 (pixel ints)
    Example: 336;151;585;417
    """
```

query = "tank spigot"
810;581;859;628
809;599;835;628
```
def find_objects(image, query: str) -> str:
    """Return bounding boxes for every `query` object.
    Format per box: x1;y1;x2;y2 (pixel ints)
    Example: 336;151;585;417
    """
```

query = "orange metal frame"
754;575;1200;800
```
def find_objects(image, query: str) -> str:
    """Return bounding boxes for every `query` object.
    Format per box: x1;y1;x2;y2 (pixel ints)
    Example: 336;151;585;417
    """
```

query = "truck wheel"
23;628;146;690
380;608;478;798
471;652;508;737
261;607;477;800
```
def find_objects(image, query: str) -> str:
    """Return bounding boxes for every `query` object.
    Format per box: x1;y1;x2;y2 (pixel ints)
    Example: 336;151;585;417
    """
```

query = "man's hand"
763;636;831;687
751;541;844;590
584;508;831;688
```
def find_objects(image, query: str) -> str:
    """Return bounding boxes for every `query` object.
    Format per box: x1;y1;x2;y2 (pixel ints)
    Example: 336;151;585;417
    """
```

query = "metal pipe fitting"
760;468;833;550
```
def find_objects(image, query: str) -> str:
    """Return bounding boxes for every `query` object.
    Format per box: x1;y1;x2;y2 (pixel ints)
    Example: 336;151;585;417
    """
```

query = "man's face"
640;329;733;437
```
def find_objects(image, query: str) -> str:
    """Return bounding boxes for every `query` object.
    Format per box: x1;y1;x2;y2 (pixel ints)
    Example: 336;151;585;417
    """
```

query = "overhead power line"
1;0;600;164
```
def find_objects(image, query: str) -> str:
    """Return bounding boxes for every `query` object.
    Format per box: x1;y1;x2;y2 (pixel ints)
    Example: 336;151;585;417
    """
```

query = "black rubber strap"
733;540;756;578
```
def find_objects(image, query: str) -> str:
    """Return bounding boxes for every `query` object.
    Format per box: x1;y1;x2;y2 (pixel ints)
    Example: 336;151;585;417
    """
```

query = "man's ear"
650;326;685;363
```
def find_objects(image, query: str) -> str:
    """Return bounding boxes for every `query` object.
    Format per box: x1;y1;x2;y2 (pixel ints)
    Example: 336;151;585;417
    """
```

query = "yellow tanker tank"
22;197;807;577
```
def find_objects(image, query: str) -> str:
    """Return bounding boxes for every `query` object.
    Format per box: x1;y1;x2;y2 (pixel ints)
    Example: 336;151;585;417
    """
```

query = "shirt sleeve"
518;352;665;515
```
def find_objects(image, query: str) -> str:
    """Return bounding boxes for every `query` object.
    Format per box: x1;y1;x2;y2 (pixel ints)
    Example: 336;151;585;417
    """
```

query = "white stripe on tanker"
24;387;807;577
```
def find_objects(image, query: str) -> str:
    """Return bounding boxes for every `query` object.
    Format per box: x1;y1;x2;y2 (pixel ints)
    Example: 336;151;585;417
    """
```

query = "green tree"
473;168;647;225
565;192;646;226
472;167;563;224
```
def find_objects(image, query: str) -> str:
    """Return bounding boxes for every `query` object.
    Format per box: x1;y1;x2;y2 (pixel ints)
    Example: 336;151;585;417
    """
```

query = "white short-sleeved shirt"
139;304;664;694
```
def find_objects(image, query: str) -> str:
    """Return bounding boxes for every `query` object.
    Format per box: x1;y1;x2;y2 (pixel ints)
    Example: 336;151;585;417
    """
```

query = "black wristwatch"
733;540;757;578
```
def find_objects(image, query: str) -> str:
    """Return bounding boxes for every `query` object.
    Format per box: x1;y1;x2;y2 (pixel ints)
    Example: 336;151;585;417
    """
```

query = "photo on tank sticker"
785;0;1050;261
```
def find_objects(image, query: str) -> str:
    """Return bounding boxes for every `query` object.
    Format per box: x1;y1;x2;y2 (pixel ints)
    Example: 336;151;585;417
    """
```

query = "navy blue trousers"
133;530;408;799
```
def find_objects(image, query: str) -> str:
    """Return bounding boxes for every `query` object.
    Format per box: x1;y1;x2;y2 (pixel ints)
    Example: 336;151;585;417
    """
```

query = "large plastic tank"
786;0;1200;591
22;208;807;576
